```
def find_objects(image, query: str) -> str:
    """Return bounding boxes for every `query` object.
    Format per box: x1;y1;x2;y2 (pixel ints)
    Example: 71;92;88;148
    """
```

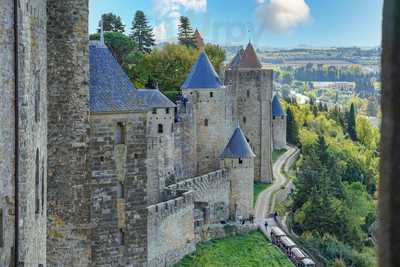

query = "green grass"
175;231;294;267
272;149;288;164
254;182;271;206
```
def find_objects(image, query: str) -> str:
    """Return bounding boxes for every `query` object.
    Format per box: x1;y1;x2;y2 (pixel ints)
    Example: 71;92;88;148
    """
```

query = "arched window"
115;122;126;144
35;149;40;214
118;228;125;245
204;119;209;127
158;124;164;133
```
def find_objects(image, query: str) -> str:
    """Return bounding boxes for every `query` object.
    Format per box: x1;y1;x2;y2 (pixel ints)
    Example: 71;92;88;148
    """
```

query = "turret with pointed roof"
182;50;223;90
229;43;262;70
221;123;255;219
272;95;287;150
221;123;255;159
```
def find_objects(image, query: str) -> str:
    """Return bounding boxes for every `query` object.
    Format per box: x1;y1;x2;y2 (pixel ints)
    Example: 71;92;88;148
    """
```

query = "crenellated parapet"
147;191;194;222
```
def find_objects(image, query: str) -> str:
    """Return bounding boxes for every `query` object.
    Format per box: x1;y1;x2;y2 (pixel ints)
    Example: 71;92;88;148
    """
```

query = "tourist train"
270;226;316;267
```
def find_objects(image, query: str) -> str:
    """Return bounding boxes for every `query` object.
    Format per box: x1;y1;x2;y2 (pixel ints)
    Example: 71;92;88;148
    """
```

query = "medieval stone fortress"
0;0;286;266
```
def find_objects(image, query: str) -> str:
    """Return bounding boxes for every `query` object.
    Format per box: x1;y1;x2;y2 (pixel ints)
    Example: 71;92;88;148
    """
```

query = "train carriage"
280;236;296;254
270;226;286;244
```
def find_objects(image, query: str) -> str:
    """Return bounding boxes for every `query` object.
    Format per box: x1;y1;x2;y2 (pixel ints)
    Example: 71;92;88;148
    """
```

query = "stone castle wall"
225;69;274;183
147;191;196;267
182;89;232;176
47;0;92;265
90;113;148;266
0;0;48;265
272;116;287;150
146;108;175;204
0;1;16;264
174;101;198;181
168;170;230;223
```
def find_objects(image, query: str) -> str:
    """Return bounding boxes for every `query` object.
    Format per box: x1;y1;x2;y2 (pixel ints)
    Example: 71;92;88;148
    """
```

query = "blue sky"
89;0;383;48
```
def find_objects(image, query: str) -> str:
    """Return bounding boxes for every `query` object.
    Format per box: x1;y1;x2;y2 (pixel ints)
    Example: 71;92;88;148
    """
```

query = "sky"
89;0;383;48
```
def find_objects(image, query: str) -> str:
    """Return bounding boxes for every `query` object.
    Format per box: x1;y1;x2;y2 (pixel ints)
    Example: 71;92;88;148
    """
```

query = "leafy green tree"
178;16;195;47
287;107;300;145
90;32;136;65
205;44;226;73
347;103;357;141
130;10;155;53
98;13;125;33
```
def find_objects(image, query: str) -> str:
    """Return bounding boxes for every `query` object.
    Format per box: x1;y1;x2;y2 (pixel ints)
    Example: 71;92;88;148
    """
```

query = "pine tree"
287;107;300;145
131;10;155;53
178;16;195;48
98;13;125;33
347;103;357;141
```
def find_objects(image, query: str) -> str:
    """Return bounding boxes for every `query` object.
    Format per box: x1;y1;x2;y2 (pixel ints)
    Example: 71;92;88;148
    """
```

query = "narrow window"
152;108;157;114
34;72;40;122
204;119;209;127
41;164;45;212
166;108;170;114
158;124;164;133
0;209;3;247
273;116;276;120
243;117;246;124
35;149;40;214
118;229;125;245
134;153;138;159
171;123;174;133
117;182;124;199
115;122;126;144
210;92;214;98
239;158;243;164
247;90;250;98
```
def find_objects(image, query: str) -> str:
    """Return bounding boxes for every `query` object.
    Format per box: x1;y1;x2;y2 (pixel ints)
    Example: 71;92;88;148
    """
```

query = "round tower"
272;95;287;150
181;51;230;175
220;123;255;220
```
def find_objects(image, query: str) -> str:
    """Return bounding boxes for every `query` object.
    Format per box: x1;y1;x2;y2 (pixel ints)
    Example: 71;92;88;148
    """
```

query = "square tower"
225;43;273;183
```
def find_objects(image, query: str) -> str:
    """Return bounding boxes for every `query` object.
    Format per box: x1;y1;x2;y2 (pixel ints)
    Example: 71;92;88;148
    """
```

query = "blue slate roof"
221;125;256;159
89;40;175;112
272;95;285;117
182;51;223;90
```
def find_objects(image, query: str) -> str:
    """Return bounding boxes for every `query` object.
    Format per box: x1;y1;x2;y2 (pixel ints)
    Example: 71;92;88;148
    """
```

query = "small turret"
221;123;255;220
272;95;287;150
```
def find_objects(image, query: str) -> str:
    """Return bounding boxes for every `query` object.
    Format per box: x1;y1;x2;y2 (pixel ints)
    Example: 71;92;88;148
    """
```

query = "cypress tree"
347;103;357;141
287;107;300;145
131;10;155;53
178;16;195;48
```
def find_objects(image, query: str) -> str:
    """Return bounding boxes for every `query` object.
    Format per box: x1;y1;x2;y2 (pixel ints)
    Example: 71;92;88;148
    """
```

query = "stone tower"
47;0;92;265
225;42;273;183
221;123;255;220
182;51;231;175
0;0;47;265
272;95;287;150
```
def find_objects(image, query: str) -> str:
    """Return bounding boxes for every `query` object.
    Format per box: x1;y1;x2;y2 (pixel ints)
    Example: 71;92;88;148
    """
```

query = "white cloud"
154;22;167;41
256;0;310;33
153;0;207;42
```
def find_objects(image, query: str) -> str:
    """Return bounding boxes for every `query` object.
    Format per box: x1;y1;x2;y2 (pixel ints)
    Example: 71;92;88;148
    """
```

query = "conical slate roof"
237;43;262;69
229;48;245;69
221;124;256;159
272;95;285;117
182;51;223;90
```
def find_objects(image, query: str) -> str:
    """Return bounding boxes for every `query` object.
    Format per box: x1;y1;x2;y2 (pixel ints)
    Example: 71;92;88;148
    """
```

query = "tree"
287;107;299;145
130;10;155;53
347;103;357;141
90;32;136;65
98;13;125;33
178;16;195;47
204;44;226;72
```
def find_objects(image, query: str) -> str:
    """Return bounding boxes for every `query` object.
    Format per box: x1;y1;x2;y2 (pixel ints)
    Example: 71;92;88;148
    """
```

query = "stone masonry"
46;0;92;266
